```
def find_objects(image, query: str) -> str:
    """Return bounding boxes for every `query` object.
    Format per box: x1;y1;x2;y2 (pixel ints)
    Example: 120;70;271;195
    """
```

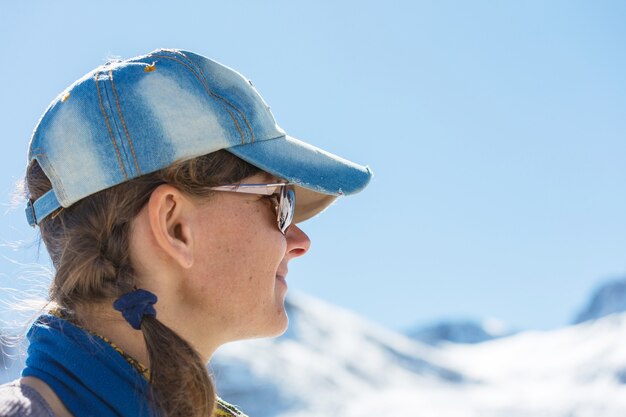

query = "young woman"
0;49;371;417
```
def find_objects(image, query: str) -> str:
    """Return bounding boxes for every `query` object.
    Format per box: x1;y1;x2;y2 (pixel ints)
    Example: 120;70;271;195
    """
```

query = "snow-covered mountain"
573;277;626;323
407;318;512;346
211;291;626;417
430;313;626;417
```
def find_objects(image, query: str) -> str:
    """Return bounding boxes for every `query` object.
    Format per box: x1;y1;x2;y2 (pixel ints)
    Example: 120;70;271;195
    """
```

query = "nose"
284;224;311;259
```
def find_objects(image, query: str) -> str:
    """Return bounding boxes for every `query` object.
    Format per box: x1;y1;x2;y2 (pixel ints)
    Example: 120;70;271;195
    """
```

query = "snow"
212;291;626;417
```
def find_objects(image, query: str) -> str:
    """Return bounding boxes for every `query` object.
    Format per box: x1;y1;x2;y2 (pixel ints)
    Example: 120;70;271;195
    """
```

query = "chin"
267;309;289;337
252;308;289;340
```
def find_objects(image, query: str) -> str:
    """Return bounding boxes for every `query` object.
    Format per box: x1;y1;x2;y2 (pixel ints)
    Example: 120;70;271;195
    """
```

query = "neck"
73;303;151;369
72;302;223;367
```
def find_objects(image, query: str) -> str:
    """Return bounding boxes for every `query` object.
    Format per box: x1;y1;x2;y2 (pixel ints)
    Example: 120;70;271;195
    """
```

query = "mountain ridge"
211;288;626;416
573;277;626;324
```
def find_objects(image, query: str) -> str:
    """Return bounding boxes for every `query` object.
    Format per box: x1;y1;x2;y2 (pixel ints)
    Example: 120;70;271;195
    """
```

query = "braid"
48;199;135;308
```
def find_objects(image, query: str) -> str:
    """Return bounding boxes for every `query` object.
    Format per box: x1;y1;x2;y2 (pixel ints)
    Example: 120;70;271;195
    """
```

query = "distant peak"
407;318;513;346
573;277;626;324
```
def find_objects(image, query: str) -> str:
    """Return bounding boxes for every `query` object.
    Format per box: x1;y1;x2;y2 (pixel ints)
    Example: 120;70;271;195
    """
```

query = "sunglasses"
208;183;295;234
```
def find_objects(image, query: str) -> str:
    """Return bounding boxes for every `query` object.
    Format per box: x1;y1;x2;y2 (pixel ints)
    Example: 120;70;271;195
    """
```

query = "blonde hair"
26;150;260;417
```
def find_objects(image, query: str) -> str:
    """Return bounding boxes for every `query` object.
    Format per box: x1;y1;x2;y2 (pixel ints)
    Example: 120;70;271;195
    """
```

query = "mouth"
276;270;288;287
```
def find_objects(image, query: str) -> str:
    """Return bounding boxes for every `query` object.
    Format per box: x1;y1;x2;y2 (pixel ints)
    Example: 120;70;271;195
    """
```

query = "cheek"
187;215;285;305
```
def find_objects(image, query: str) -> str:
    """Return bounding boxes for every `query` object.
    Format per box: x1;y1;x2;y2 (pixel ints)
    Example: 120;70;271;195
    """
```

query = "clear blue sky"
1;0;625;333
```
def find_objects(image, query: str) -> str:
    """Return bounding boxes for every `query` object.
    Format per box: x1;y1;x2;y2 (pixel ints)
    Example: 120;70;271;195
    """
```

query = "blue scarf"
22;314;155;417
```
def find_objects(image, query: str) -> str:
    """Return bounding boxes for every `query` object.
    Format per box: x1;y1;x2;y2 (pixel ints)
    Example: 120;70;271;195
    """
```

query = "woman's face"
181;172;311;345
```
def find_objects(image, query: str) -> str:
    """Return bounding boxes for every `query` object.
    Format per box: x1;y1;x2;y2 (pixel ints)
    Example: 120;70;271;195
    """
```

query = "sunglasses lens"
278;186;295;233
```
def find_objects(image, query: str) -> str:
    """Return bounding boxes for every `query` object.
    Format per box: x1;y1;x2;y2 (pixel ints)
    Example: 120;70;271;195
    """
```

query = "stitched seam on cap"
173;50;255;143
187;53;255;143
94;71;128;180
151;54;246;144
102;81;132;172
109;69;141;176
151;54;248;145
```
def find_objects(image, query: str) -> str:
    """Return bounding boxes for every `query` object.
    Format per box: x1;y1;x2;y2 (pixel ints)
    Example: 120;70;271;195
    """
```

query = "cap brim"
227;135;372;223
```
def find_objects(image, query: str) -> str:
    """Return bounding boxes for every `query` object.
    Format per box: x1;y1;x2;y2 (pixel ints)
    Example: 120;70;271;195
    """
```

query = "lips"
276;276;287;291
276;266;288;279
276;269;288;287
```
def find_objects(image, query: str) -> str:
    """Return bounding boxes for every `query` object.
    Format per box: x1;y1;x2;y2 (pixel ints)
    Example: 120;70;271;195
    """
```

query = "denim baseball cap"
25;49;372;227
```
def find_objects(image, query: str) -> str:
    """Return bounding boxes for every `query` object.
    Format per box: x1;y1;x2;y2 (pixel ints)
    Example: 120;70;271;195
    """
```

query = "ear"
146;184;195;269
